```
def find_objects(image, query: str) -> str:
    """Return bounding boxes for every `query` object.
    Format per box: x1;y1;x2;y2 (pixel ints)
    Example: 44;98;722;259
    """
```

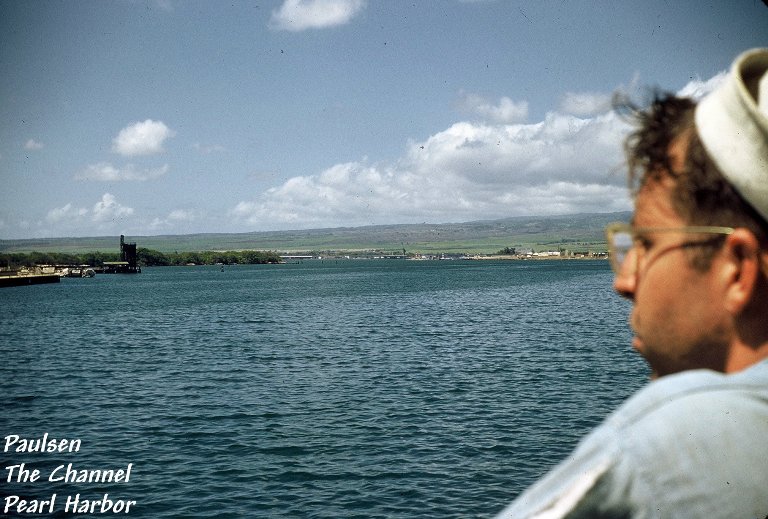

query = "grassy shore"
0;212;628;256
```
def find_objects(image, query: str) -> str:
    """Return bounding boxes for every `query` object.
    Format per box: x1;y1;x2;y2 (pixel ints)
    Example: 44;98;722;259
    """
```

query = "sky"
1;0;766;239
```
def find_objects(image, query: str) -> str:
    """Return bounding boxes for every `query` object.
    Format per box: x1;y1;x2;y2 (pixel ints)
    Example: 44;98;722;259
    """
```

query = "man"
495;48;768;518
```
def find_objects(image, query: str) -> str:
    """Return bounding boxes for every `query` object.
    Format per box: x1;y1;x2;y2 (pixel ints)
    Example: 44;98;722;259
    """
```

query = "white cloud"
112;120;175;157
559;91;612;116
677;70;727;100
457;93;528;124
92;193;134;222
168;209;196;221
76;162;169;181
231;106;633;230
17;74;723;239
270;0;365;32
147;209;198;231
25;139;44;150
35;195;134;236
46;203;88;223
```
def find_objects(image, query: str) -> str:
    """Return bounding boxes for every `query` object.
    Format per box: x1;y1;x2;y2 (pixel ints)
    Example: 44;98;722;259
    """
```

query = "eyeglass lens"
611;231;633;272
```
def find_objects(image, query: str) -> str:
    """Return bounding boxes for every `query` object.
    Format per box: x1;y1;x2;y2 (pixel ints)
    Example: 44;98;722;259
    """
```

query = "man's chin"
632;336;662;379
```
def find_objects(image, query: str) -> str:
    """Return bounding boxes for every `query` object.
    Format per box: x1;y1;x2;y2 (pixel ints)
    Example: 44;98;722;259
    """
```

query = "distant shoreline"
0;212;628;256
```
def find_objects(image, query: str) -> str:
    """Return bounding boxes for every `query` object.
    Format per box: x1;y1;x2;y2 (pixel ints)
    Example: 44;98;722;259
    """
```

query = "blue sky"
1;0;766;239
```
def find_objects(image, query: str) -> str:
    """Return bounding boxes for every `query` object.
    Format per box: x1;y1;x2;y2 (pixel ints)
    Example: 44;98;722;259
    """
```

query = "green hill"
0;212;630;255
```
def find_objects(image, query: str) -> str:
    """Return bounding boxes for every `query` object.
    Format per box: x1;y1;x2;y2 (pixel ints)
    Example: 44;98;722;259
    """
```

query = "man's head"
624;94;768;255
611;49;768;378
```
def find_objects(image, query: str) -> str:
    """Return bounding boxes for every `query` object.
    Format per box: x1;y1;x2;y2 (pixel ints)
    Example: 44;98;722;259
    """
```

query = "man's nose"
613;248;637;300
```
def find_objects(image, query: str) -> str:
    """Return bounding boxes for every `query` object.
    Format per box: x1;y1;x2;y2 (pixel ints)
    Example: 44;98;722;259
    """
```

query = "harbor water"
1;260;647;518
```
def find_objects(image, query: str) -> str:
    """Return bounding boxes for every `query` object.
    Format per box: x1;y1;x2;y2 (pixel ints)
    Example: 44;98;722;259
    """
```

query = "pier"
0;271;60;288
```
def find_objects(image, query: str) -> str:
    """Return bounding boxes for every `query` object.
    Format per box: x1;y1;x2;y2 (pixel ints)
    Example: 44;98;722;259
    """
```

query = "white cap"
695;48;768;222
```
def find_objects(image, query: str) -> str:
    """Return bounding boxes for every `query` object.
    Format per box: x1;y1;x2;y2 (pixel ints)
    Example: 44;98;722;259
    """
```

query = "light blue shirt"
495;359;768;519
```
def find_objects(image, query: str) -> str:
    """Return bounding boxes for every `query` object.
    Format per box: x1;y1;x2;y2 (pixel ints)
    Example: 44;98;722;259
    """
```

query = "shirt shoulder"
495;361;768;519
607;359;768;431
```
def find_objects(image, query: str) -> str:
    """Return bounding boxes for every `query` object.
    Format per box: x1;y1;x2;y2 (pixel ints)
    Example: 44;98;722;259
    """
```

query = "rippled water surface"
1;260;647;518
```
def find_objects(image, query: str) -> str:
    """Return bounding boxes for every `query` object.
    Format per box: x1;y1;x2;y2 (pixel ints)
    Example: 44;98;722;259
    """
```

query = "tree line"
0;248;282;269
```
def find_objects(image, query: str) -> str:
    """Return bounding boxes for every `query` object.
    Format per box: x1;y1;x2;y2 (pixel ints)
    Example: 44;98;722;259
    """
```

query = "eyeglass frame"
605;222;734;276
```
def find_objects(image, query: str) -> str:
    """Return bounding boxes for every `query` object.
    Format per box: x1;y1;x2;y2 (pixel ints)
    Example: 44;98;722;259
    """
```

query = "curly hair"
620;91;768;244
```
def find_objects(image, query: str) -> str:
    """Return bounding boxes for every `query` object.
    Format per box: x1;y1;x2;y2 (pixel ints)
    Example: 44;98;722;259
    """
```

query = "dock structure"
102;235;141;274
0;272;60;288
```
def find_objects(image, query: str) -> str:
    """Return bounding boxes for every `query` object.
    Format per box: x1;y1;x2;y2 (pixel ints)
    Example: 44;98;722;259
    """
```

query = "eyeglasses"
605;223;734;275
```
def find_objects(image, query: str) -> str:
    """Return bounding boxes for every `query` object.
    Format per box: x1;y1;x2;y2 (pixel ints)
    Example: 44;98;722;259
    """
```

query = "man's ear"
722;228;762;315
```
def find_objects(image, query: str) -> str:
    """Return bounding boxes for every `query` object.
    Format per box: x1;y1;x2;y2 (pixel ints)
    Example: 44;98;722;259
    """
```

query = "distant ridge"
0;211;631;254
